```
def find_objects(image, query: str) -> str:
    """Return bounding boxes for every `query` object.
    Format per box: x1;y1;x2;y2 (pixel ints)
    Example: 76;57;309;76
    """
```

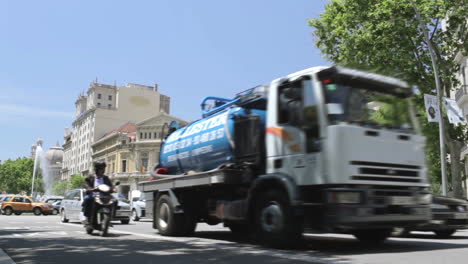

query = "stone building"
62;81;170;180
91;113;187;199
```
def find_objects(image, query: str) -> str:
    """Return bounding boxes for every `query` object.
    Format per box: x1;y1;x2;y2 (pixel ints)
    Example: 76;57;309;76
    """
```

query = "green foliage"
309;0;468;191
51;180;69;196
0;157;41;194
70;174;86;189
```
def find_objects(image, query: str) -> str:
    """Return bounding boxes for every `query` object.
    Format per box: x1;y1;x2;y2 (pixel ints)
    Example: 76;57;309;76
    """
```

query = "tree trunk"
448;139;464;198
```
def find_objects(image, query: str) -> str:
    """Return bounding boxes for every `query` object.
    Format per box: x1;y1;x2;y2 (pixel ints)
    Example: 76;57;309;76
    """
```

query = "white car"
131;193;146;221
60;189;131;224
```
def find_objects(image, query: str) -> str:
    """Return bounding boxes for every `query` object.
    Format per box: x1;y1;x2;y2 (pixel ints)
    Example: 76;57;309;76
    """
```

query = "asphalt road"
1;214;468;264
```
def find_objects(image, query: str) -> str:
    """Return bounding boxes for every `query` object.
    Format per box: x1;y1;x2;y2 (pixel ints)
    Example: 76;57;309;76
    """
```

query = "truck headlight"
417;194;432;205
328;191;362;204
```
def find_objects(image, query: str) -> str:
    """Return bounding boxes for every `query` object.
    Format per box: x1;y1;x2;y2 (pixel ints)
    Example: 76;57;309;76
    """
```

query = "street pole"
410;0;448;195
31;151;39;197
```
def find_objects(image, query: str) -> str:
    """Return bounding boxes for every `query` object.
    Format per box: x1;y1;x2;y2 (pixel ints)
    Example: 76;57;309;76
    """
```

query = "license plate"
117;212;130;216
453;213;468;219
387;196;414;205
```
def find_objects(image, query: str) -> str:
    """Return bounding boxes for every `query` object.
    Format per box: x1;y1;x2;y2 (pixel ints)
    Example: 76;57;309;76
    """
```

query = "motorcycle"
85;182;120;236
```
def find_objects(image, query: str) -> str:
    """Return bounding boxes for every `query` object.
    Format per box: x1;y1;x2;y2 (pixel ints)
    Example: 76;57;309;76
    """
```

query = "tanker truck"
139;66;432;248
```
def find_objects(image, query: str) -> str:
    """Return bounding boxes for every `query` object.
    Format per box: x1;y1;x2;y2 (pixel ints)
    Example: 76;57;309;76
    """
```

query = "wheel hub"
158;203;170;229
260;202;284;233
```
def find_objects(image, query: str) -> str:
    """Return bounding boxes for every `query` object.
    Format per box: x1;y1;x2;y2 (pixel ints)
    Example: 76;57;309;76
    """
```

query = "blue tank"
160;106;266;174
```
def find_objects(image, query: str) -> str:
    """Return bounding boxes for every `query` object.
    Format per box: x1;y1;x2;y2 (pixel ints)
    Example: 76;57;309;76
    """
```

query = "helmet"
93;161;107;169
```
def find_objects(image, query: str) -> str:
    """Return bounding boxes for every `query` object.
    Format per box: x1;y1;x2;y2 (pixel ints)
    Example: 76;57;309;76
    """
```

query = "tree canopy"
0;157;43;194
309;0;468;195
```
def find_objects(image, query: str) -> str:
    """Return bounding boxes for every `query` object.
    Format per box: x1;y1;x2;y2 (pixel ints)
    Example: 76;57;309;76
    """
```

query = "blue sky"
0;0;329;161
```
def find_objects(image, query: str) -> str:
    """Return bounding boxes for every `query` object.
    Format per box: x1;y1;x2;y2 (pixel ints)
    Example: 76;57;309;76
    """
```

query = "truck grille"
350;161;422;183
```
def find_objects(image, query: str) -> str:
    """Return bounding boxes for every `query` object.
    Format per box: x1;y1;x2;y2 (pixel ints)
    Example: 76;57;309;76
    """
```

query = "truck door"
266;77;323;185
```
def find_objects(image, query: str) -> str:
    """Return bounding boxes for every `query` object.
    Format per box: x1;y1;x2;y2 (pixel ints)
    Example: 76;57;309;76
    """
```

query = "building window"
108;104;112;109
154;132;157;139
141;158;148;172
140;132;143;139
148;133;151;139
144;133;147;139
98;93;102;99
122;160;127;173
97;102;101;107
108;95;112;100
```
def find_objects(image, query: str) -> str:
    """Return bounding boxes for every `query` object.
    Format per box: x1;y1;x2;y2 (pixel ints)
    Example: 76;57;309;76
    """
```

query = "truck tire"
227;223;250;235
254;189;303;248
353;229;391;244
391;227;410;237
434;229;456;238
155;194;185;236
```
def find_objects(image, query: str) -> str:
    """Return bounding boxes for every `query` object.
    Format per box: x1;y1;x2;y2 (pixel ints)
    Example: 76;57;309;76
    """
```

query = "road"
1;214;468;264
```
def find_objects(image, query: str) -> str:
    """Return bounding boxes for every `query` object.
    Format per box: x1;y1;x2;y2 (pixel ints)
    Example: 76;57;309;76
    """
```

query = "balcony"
455;85;468;105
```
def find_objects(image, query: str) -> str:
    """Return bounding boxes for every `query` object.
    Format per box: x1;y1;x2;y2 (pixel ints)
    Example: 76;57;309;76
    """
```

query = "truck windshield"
322;81;413;132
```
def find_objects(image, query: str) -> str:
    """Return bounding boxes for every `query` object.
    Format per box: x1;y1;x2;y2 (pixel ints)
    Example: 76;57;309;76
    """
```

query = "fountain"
31;139;61;198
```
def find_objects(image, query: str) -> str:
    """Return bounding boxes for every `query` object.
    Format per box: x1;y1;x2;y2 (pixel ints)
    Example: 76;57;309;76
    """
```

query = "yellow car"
1;195;53;216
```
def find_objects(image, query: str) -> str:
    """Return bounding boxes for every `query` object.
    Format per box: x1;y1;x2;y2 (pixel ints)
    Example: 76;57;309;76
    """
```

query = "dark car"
43;197;63;215
393;195;468;238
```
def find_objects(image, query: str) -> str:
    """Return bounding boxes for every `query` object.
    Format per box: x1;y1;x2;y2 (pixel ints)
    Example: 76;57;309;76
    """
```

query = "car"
0;195;14;210
131;193;146;221
1;195;53;215
60;189;131;224
43;197;63;215
393;195;468;238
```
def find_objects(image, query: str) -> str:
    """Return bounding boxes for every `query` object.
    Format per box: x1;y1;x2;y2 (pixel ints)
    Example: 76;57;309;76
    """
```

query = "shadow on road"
193;230;468;255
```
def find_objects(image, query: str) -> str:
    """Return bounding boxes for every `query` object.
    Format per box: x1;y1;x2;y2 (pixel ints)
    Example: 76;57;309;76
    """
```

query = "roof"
137;113;188;127
102;122;136;138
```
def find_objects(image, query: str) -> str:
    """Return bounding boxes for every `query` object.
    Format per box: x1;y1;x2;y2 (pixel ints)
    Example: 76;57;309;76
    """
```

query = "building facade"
91;113;187;199
62;81;170;180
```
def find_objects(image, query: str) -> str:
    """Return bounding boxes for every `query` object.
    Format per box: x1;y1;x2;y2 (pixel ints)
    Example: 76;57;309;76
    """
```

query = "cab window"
277;78;320;152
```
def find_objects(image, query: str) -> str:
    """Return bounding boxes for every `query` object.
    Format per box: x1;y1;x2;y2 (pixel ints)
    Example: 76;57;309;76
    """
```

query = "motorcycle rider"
82;161;114;224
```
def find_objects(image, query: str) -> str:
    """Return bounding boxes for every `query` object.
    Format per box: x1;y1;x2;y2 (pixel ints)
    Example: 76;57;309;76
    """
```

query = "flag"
444;98;466;124
424;94;440;122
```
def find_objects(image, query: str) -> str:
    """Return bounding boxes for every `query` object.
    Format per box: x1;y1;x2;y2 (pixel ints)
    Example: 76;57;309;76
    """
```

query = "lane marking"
0;249;16;264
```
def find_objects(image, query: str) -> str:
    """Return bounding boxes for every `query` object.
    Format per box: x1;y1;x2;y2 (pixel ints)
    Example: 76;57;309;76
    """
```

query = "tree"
51;181;70;196
70;174;86;189
309;0;468;197
0;157;43;194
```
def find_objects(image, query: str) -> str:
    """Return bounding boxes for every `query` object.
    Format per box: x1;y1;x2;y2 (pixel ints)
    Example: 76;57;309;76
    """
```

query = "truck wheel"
121;219;130;225
254;189;303;248
228;223;250;235
353;229;391;244
391;227;410;237
434;229;456;238
132;209;140;221
155;194;185;236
